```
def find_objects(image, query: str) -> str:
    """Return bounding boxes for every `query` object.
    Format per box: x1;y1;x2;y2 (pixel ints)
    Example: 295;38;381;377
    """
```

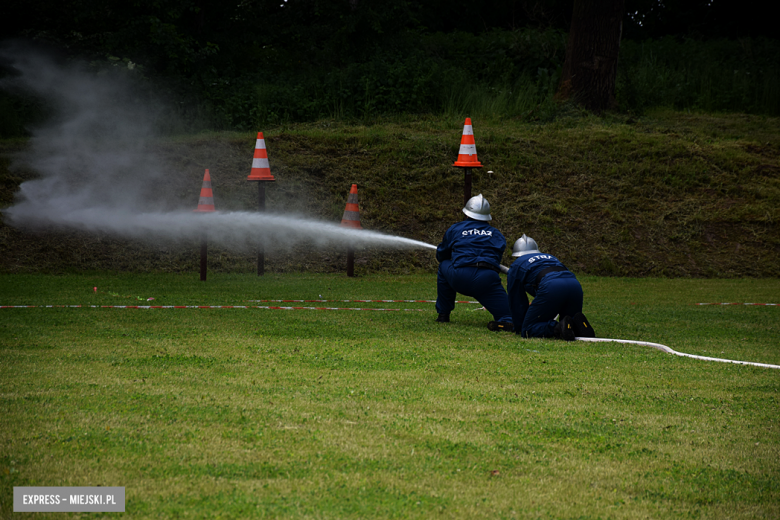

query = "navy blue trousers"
521;273;583;338
436;260;512;323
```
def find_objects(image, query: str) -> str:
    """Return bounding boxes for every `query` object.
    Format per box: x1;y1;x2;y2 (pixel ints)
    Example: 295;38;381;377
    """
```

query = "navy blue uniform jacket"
507;253;574;328
436;220;506;268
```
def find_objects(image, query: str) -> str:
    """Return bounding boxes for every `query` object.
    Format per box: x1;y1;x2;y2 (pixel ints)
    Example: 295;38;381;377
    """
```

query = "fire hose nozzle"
499;264;509;274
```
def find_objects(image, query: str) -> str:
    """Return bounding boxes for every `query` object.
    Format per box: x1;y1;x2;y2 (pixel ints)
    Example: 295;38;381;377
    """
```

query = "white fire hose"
575;337;780;369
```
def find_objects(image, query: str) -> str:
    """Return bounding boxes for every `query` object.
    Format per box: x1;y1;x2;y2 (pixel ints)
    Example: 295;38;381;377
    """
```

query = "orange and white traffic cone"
193;169;215;212
247;132;276;181
340;184;362;229
453;117;483;168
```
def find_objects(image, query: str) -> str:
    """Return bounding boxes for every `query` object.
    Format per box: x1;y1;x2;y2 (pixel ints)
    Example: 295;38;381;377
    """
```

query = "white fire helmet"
462;194;492;221
512;234;542;257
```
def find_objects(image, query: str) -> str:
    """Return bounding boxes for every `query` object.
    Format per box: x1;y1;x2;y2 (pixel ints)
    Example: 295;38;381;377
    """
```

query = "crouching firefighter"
506;234;595;340
435;194;513;331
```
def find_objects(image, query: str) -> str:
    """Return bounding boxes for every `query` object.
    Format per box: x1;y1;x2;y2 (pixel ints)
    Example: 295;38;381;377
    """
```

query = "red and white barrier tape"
0;305;426;312
576;337;780;370
696;303;777;306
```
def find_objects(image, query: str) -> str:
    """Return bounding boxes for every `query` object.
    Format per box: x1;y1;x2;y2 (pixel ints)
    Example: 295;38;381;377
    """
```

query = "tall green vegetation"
618;37;780;115
2;16;779;134
218;28;566;128
178;30;780;129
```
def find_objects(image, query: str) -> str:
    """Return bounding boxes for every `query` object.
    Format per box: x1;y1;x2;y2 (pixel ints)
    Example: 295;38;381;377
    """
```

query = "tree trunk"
557;0;625;112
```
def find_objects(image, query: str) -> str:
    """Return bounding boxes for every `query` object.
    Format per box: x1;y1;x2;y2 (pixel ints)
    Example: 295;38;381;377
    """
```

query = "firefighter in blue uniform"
435;194;513;330
506;234;595;340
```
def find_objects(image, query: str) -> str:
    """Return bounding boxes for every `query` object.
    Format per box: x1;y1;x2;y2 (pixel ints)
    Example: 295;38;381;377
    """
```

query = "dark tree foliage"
1;1;572;73
623;0;774;40
2;0;761;80
0;0;774;130
2;0;237;76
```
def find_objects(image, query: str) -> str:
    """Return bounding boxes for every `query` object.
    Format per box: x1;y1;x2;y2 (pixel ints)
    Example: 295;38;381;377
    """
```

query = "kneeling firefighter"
435;194;513;330
506;234;595;340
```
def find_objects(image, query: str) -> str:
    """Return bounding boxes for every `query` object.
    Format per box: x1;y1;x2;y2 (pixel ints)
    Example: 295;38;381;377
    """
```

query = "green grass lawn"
1;273;779;519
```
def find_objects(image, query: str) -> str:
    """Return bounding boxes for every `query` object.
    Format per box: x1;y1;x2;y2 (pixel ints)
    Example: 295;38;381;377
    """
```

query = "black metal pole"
346;248;355;277
257;182;265;276
464;167;472;206
200;234;207;281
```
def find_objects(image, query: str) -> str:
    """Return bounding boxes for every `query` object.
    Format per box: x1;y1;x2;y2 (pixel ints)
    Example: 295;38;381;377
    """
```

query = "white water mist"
1;46;437;254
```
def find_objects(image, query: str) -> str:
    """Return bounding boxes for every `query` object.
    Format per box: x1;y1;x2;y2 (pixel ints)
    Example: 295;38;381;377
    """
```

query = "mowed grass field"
1;273;778;519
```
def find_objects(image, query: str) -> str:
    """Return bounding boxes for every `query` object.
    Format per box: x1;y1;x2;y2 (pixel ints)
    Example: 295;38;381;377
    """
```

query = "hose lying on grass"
575;337;780;370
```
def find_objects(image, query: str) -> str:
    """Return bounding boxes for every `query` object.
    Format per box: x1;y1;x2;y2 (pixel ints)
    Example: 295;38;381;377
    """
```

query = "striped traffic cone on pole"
193;169;215;281
247;132;276;181
453;118;483;206
453;118;483;168
341;184;362;277
193;169;215;213
341;184;362;229
247;132;275;276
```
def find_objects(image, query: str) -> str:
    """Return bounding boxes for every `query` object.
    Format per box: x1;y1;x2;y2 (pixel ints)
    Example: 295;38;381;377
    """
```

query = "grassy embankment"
1;109;778;277
1;273;779;519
